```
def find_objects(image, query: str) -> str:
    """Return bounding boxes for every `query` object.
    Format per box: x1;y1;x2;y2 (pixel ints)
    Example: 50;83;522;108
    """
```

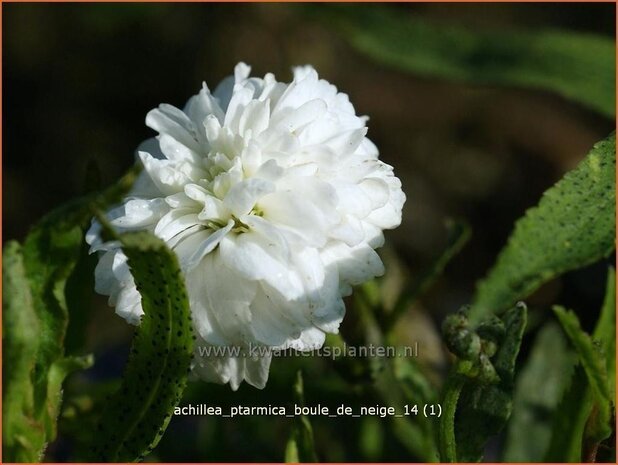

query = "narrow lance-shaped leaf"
553;306;612;443
2;242;45;462
543;268;614;462
2;165;138;462
391;358;440;462
544;288;614;462
471;133;615;323
22;165;139;425
593;267;616;404
307;4;615;117
503;323;575;462
544;365;592;462
586;267;615;461
285;371;318;463
90;230;194;462
385;220;470;332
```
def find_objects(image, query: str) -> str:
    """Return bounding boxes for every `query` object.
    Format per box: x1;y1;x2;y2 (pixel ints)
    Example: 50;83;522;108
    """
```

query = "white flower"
87;63;405;390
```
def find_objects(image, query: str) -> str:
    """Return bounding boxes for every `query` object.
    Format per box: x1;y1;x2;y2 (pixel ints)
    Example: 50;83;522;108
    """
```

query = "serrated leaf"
442;303;527;462
503;323;575;461
544;270;615;462
308;4;615;117
549;295;614;461
2;241;45;462
22;217;86;425
593;267;616;404
471;133;615;322
90;231;194;462
553;306;612;442
44;355;94;441
2;165;138;462
285;371;318;463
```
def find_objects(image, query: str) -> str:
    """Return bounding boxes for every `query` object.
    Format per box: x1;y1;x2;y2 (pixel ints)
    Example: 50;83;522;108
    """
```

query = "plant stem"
439;372;465;462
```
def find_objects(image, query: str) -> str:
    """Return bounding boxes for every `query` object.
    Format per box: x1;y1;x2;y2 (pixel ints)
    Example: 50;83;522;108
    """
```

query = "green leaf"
285;371;318;463
308;5;615;117
22;212;87;426
2;240;93;463
440;303;527;462
359;417;384;461
2;241;45;462
390;358;440;462
58;380;121;461
438;375;465;463
90;230;194;462
503;323;575;461
2;166;138;462
544;365;593;462
544;270;615;462
553;306;612;441
547;299;614;461
385;220;470;332
45;355;94;440
64;237;99;353
471;133;616;322
593;267;616;404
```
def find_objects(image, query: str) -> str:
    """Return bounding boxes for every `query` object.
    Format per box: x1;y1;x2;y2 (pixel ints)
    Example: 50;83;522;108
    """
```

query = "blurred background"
3;3;616;462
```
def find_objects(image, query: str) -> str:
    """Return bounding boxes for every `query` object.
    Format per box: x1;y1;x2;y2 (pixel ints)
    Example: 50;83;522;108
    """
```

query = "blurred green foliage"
503;322;574;461
285;371;318;463
310;4;616;117
472;133;616;322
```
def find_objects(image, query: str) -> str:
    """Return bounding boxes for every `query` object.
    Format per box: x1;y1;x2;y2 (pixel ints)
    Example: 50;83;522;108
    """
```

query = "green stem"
439;372;465;462
384;220;470;334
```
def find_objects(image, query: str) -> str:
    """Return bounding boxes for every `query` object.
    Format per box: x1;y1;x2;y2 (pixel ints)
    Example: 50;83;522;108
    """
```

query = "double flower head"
88;63;405;390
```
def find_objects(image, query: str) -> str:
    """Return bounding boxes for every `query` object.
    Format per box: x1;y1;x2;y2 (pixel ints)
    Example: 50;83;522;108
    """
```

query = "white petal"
259;177;339;246
138;151;190;196
94;249;119;297
158;133;202;163
322;242;385;288
198;251;257;345
223;178;275;217
182;219;234;270
234;62;251;83
146;105;201;152
248;286;304;346
111;198;168;229
192;346;271;391
292;247;345;333
223;86;254;132
242;354;271;389
219;231;303;300
238;99;271;138
184;83;226;132
360;177;390;210
270;98;327;133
